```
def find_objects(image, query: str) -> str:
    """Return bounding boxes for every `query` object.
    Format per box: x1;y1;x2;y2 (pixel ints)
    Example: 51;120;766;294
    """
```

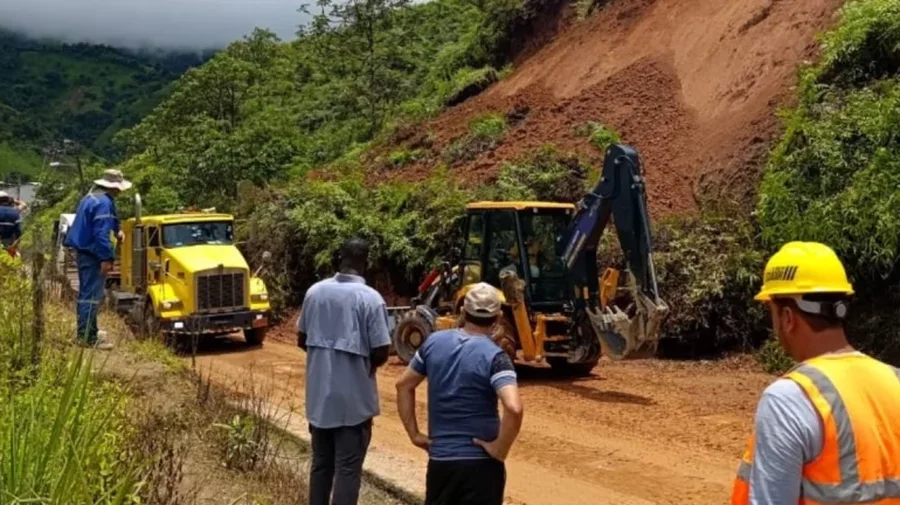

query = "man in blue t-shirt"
395;282;524;505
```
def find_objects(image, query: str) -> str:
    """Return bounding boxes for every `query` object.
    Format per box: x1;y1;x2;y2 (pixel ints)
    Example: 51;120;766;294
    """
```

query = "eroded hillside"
376;0;843;215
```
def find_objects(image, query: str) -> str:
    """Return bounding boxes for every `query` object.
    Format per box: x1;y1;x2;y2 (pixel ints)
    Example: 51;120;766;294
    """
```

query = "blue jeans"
76;252;106;344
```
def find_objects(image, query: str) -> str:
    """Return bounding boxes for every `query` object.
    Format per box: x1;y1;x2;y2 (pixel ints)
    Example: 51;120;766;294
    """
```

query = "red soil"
375;0;843;216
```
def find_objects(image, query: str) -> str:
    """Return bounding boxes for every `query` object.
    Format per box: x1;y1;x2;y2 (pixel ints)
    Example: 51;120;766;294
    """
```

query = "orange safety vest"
732;353;900;505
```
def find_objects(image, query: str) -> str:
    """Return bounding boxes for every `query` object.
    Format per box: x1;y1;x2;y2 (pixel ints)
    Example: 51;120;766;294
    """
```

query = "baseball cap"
463;282;501;317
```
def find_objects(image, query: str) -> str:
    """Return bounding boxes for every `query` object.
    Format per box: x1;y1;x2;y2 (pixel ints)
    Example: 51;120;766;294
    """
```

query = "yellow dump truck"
108;194;272;346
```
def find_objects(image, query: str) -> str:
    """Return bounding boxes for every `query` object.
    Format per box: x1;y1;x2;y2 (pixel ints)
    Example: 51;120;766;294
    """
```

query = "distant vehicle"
54;194;272;347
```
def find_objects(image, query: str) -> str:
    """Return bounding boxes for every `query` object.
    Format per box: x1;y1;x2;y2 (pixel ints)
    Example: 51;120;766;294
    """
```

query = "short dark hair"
463;311;498;328
339;236;369;271
773;293;848;331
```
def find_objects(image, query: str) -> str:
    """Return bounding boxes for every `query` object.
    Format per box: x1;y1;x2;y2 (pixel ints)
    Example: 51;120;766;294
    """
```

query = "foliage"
214;414;264;471
0;29;206;161
243;170;469;304
575;121;621;153
757;0;900;364
494;144;590;202
815;0;900;87
443;112;509;164
756;338;796;375
647;212;768;357
0;257;142;503
575;0;609;20
443;66;500;106
0;142;42;180
109;0;540;215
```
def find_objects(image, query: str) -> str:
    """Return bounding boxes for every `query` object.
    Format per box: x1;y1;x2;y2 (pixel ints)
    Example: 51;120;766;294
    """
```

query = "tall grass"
0;253;143;504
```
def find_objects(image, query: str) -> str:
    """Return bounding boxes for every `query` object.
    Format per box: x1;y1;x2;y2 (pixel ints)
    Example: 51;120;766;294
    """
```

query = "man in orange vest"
732;242;900;505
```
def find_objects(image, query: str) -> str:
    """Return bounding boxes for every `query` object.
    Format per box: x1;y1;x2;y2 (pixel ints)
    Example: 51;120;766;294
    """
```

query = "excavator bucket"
587;271;669;360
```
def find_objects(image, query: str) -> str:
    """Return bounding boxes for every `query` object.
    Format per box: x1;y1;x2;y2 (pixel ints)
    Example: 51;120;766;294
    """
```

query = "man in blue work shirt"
0;191;26;257
395;282;525;505
296;237;392;505
65;169;131;350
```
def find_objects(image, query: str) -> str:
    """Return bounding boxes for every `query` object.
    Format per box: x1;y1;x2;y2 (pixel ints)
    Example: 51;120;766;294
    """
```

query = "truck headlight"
252;293;269;302
162;300;183;310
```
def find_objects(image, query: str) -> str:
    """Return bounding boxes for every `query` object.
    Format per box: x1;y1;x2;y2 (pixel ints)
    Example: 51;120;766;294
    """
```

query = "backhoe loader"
390;143;669;376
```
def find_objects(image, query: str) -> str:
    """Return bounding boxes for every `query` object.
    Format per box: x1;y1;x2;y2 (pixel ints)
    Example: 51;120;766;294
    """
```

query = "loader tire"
393;312;433;364
547;357;599;377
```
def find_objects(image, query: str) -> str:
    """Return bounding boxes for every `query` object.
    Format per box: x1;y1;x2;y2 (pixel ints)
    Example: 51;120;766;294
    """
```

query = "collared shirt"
0;205;22;245
64;189;119;261
411;328;517;460
297;273;392;429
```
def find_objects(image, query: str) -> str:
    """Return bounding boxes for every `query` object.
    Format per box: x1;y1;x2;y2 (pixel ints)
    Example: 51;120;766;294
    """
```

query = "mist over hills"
0;0;303;50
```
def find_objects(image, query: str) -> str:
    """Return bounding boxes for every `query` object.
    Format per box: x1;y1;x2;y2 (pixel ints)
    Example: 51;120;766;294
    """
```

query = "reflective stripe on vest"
732;356;900;505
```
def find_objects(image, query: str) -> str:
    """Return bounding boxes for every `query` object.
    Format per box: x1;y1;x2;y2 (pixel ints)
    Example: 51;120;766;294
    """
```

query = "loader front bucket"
587;274;669;360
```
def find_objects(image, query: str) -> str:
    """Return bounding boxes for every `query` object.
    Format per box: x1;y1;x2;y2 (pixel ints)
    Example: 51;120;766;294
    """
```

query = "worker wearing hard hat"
731;242;900;505
64;169;131;350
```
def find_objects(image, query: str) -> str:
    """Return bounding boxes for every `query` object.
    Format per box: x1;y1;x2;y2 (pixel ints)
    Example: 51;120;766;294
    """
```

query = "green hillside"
0;29;210;180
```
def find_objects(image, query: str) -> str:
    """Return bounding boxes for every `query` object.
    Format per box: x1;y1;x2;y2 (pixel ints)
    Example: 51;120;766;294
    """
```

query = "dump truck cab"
111;199;271;345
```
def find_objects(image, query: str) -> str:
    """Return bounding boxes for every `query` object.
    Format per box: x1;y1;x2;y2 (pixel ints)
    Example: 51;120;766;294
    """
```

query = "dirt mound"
378;0;843;215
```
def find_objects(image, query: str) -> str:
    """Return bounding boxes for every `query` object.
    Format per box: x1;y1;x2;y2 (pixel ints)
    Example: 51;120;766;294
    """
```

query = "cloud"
0;0;307;50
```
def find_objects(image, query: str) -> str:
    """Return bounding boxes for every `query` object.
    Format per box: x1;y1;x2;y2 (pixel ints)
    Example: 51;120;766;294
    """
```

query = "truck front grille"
197;272;246;312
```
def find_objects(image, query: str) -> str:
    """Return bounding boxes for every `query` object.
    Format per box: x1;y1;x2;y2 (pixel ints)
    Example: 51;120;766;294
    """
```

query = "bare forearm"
495;407;523;455
396;387;420;439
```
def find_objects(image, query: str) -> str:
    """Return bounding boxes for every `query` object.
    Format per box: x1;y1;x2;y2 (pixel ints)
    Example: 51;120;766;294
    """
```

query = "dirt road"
188;336;774;505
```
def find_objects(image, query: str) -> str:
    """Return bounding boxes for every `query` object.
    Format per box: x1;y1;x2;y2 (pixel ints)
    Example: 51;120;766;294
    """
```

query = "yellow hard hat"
755;242;854;302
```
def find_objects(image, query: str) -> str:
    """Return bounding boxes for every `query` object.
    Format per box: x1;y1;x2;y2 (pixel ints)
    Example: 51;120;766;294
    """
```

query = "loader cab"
458;202;575;311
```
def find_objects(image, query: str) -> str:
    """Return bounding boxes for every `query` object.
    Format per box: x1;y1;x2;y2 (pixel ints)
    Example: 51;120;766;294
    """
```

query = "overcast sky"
0;0;307;50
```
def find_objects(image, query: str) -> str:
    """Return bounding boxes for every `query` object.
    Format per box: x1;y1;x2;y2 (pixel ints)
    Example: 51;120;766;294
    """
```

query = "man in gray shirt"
297;237;392;505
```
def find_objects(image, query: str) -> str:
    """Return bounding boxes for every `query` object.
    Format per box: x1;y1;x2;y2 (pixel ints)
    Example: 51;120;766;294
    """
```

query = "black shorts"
425;458;506;505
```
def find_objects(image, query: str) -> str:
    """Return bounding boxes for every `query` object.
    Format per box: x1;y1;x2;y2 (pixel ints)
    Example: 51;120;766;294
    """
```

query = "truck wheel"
547;357;600;377
139;301;159;341
393;312;433;364
244;327;266;346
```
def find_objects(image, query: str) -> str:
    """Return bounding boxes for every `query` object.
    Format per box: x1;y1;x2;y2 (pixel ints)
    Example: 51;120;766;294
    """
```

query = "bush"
245;169;470;304
756;338;796;375
757;0;900;364
648;212;768;357
575;121;621;153
0;259;141;504
493;144;590;202
443;112;509;165
444;66;500;106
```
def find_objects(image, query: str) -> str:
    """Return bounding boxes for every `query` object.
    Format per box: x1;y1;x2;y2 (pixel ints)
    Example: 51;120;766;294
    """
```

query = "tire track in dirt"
187;337;774;505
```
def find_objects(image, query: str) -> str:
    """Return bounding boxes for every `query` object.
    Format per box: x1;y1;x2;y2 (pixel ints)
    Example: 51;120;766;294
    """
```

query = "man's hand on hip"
101;261;113;274
117;230;125;243
473;437;511;461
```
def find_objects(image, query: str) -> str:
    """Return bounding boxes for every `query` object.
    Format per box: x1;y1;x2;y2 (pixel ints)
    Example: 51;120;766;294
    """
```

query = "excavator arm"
557;144;669;360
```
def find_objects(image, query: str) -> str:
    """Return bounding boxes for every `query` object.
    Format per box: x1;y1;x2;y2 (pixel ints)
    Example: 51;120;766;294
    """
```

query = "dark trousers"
308;419;372;505
425;458;506;505
76;252;105;344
